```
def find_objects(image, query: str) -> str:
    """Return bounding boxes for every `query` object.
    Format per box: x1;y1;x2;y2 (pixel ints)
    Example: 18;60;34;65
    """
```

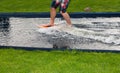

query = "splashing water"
38;17;120;45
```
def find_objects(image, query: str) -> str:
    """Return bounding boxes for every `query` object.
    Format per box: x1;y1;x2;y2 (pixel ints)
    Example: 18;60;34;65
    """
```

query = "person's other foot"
67;24;72;27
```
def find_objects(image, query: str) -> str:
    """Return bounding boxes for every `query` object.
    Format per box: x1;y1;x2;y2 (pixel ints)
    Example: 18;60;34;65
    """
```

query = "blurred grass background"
0;0;120;12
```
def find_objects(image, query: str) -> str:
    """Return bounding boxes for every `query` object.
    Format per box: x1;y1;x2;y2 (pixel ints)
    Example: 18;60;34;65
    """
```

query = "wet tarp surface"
0;17;120;50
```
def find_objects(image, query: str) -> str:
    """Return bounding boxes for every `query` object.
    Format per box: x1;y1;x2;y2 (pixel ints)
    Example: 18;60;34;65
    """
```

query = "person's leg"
49;0;61;26
41;7;56;27
39;0;60;27
60;11;72;26
49;7;56;26
60;0;72;26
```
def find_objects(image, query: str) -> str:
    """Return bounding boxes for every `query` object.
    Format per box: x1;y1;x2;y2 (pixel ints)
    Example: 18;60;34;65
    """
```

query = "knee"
60;11;66;15
51;7;56;10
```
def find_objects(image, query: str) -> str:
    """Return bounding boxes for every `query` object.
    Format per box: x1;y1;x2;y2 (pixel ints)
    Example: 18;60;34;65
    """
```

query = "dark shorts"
51;0;70;13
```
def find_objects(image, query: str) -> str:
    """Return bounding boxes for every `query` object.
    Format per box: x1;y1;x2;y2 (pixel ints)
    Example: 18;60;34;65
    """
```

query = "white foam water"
37;21;120;45
64;27;120;45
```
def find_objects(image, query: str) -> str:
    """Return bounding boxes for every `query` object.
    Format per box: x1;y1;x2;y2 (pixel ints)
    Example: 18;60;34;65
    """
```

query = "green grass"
0;0;120;12
0;48;120;73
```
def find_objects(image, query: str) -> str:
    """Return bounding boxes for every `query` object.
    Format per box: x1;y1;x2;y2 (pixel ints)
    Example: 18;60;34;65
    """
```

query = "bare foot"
38;24;54;28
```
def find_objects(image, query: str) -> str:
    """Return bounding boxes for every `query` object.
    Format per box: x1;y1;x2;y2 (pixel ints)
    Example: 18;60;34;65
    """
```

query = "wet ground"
0;17;120;50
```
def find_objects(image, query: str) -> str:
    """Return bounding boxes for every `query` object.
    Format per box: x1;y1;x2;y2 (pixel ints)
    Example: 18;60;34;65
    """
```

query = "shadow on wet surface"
0;17;10;46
